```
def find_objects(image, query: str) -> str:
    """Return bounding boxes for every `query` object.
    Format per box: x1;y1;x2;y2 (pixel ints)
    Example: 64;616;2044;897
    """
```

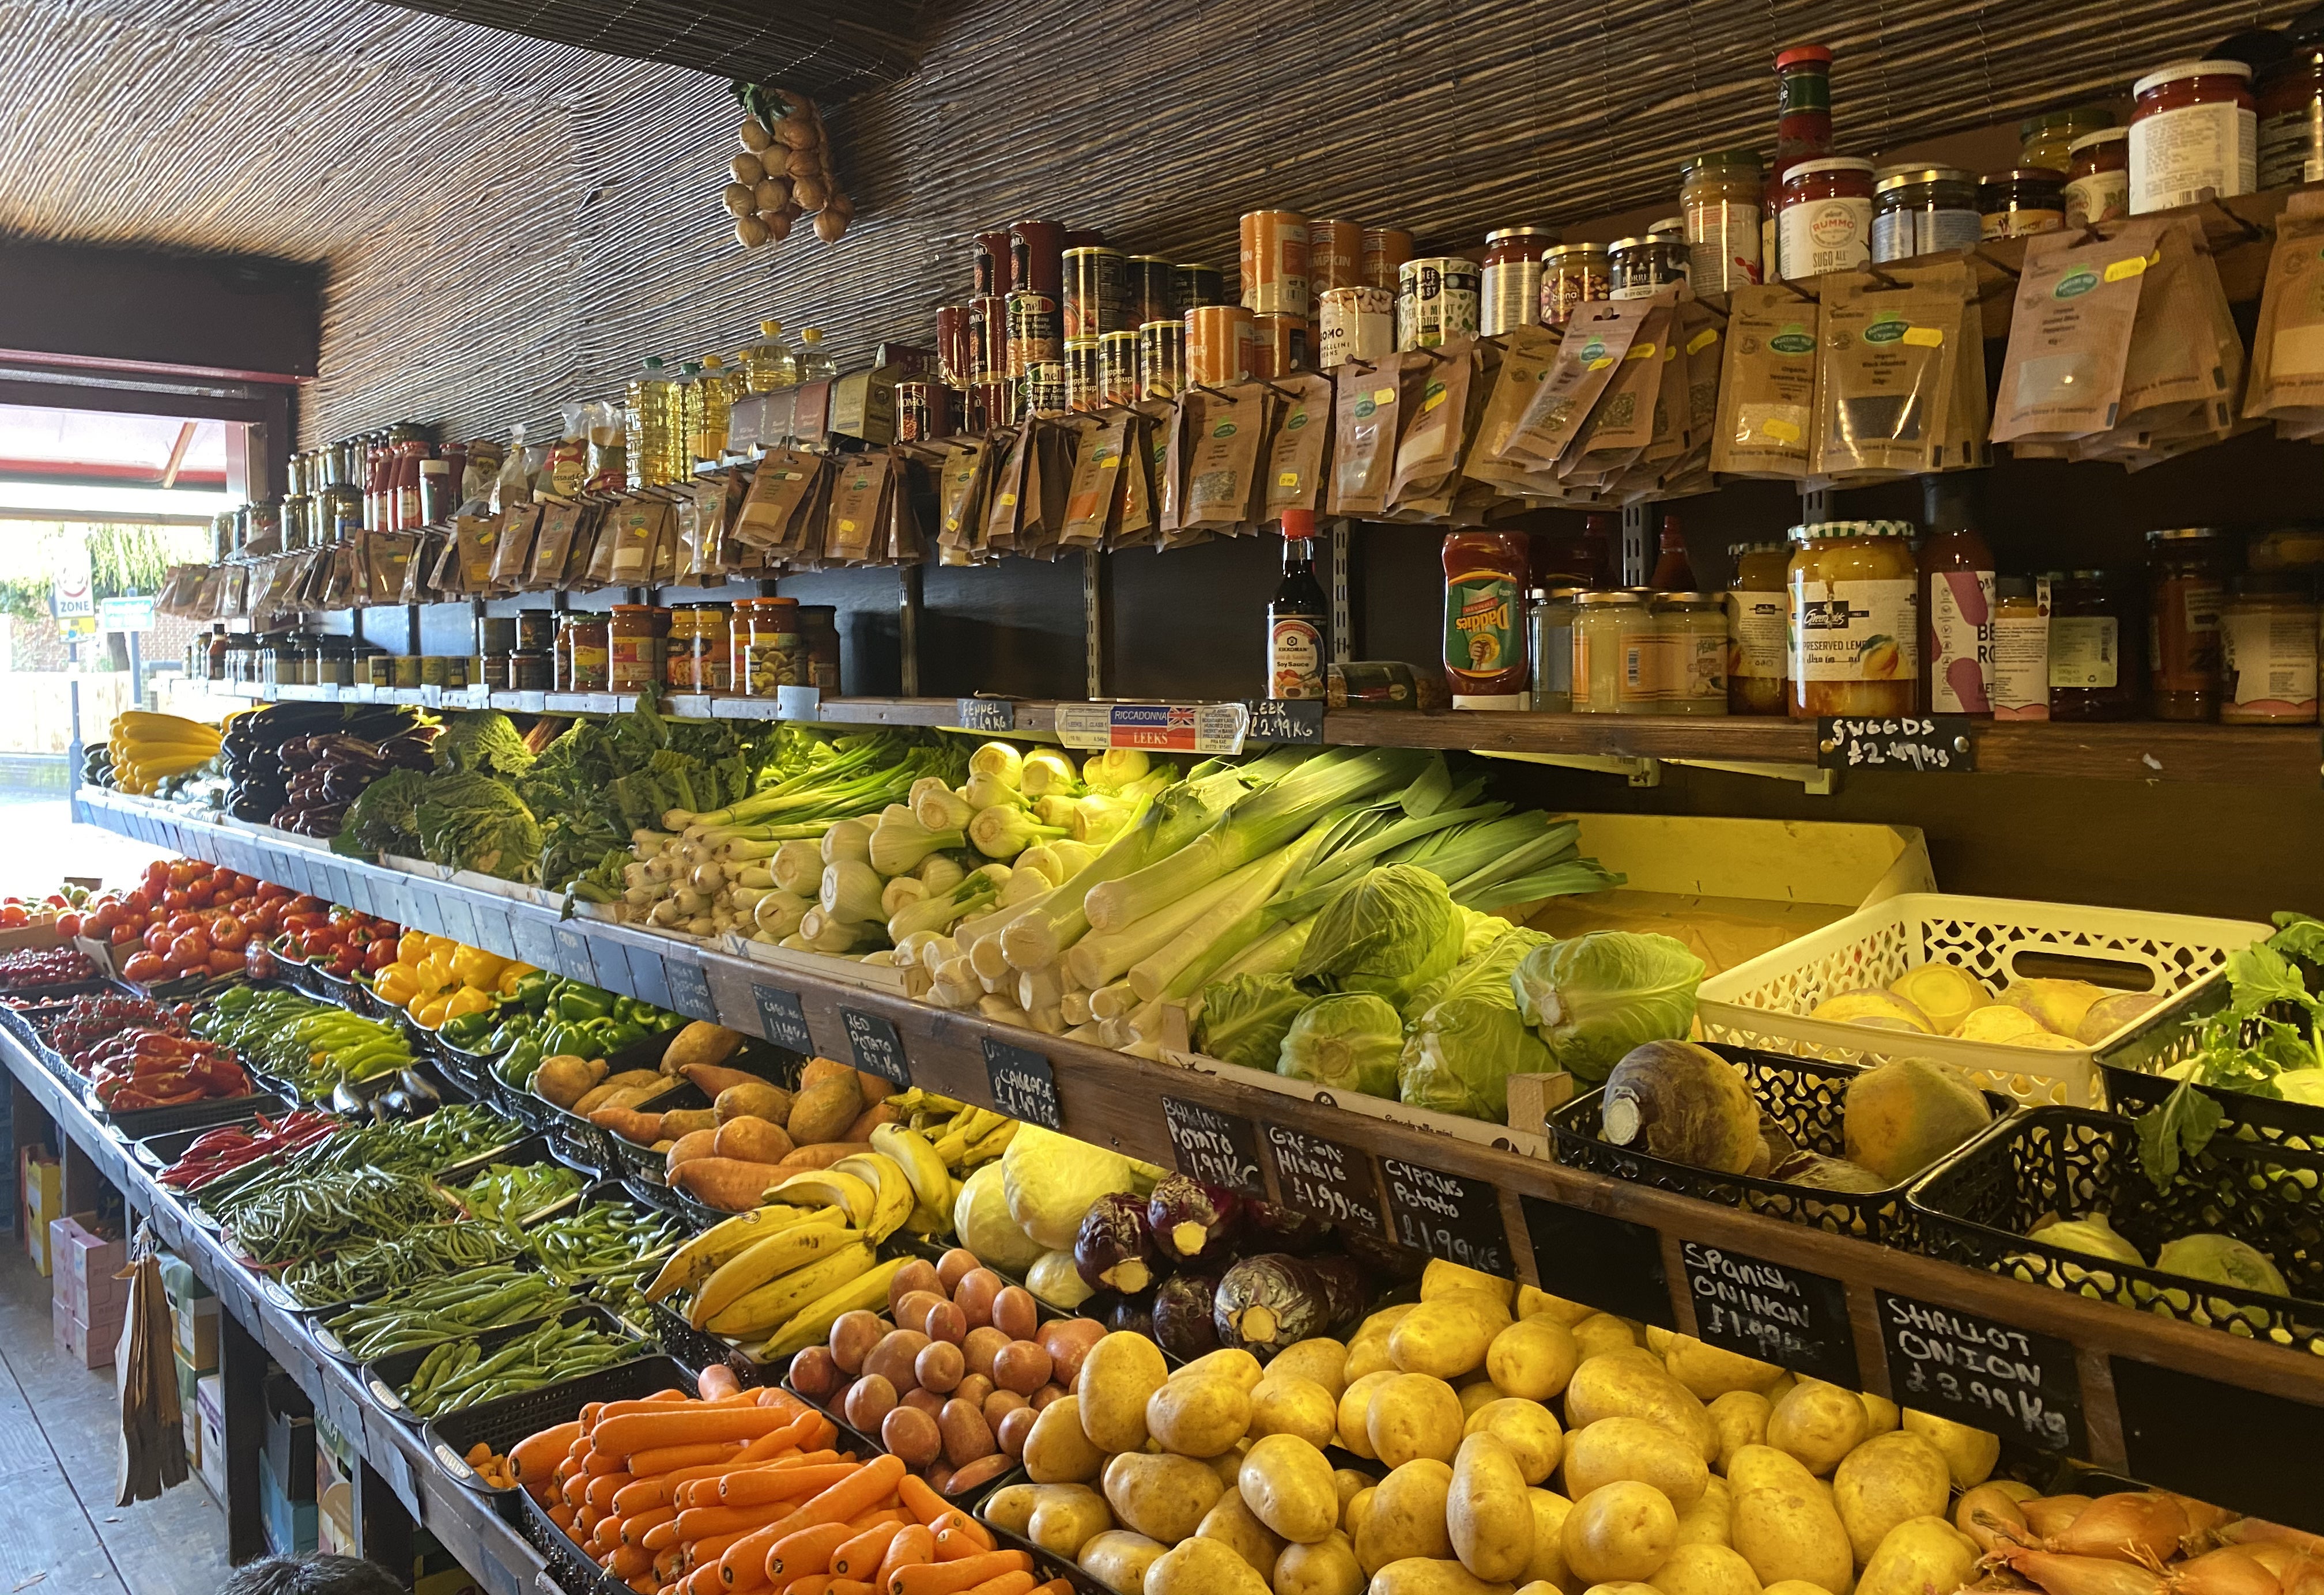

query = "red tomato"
205;949;242;975
87;904;120;936
184;881;214;908
122;951;167;983
166;912;203;934
0;906;25;929
255;882;289;903
210;919;249;952
161;889;189;910
143;925;173;956
167;861;201;889
171;929;212;962
55;913;81;938
111;924;141;948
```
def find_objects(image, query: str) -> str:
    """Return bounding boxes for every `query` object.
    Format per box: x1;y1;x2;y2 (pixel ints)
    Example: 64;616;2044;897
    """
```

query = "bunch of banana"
761;1151;913;1243
870;1123;963;1235
697;1233;910;1348
930;1104;1016;1172
643;1203;825;1302
109;711;222;795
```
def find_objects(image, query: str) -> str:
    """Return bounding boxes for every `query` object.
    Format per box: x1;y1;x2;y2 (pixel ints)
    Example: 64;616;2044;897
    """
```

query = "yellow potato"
1100;1450;1224;1544
1450;1433;1539;1582
1565;1417;1709;1510
1466;1398;1565;1486
1899;1409;1999;1490
1356;1460;1456;1575
1347;1336;1400;1381
1519;1287;1598;1326
1563;1482;1678;1585
1027;1484;1114;1558
1489;1318;1583;1401
1148;1374;1252;1457
1206;1441;1253;1488
1647;1544;1763;1595
1078;1530;1167;1595
1396;1300;1505;1379
1270;1338;1351;1398
1523;1491;1578;1591
1707;1393;1771;1475
1240;1432;1339;1545
1024;1394;1107;1483
1346;1486;1378;1541
1198;1488;1286;1576
1145;1535;1272;1595
1564;1351;1717;1462
1672;1477;1731;1549
1730;1487;1852;1595
1857;1393;1899;1437
1276;1533;1365;1595
1371;1558;1522;1595
1762;1585;1838;1595
1853;1517;1975;1595
1337;1370;1399;1458
1251;1375;1340;1450
1832;1433;1951;1566
1334;1468;1371;1518
1370;1372;1466;1468
1180;1347;1266;1392
1724;1446;1820;1499
1078;1332;1169;1453
982;1483;1042;1537
1765;1381;1866;1476
1424;1259;1519;1307
1573;1316;1640;1360
1661;1337;1784;1401
1576;1585;1661;1595
1357;1305;1420;1341
1462;1379;1511;1420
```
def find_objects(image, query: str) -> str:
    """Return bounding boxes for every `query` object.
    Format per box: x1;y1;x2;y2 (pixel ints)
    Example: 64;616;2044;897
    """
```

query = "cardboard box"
52;1295;122;1369
20;1148;61;1276
315;1416;359;1558
259;1448;318;1558
51;1213;126;1320
263;1369;315;1503
197;1374;227;1502
412;1530;487;1595
161;1253;220;1373
176;1354;202;1471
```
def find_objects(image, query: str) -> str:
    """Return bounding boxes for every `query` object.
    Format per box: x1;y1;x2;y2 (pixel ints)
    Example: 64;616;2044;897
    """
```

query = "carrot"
588;1472;639;1512
688;1530;756;1570
587;1450;633;1476
644;1520;685;1552
717;1522;786;1588
767;1521;857;1581
828;1582;874;1595
614;1479;673;1517
628;1578;657;1595
598;1390;706;1420
622;1506;678;1545
830;1521;910;1580
700;1364;744;1401
785;1578;839;1595
678;1503;788;1542
873;1527;933;1589
723;1464;864;1506
1029;1582;1071;1595
657;1550;686;1582
889;1552;1031;1595
895;1477;950;1526
512;1420;584;1483
594;1405;809;1460
771;1456;908;1541
632;1439;746;1476
685;1564;731;1595
607;1545;655;1579
928;1514;994;1559
958;1577;1032;1595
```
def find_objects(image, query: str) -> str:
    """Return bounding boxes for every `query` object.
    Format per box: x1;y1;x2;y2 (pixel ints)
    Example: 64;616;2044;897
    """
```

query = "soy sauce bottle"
1268;508;1328;700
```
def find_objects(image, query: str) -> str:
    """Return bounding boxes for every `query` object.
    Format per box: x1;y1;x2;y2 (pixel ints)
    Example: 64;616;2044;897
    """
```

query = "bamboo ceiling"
0;0;2309;449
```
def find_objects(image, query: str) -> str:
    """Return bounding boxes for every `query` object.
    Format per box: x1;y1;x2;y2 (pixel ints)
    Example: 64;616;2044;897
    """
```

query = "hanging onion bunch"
726;82;854;249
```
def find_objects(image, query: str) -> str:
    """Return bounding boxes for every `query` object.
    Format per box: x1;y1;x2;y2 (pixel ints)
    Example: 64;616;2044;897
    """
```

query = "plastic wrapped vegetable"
1214;1252;1333;1359
1148;1173;1242;1267
1153;1272;1221;1360
1074;1190;1159;1295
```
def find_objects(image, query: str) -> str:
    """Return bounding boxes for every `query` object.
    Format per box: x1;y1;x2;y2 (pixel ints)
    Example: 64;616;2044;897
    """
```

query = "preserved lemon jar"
1726;541;1790;715
1786;520;1919;717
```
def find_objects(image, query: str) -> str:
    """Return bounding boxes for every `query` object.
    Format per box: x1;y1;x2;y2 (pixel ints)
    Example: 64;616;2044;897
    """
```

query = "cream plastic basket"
1695;893;2269;1106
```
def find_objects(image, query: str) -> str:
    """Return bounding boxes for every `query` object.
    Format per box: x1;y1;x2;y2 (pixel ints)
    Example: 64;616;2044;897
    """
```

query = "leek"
1066;860;1261;990
1131;815;1340;1002
1267;800;1513;919
997;793;1158;972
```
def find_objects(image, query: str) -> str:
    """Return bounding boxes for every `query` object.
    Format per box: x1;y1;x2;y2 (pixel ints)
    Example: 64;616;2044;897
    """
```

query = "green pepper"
611;997;649;1026
441;1013;493;1049
650;1010;686;1034
555;985;613;1023
495;1040;543;1087
513;971;556;1011
599;1020;647;1052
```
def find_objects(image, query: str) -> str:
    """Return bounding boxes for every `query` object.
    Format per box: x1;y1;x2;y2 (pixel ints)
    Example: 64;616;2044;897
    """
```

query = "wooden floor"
0;1239;232;1595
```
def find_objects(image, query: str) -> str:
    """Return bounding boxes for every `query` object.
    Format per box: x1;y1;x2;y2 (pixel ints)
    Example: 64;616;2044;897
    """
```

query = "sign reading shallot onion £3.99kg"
1877;1289;2082;1453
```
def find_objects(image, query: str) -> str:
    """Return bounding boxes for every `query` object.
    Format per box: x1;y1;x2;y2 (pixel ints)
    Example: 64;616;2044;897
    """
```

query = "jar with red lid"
2259;43;2324;189
1481;227;1555;336
2065;129;2129;227
2129;59;2256;214
1764;43;1835;278
1778;157;1874;278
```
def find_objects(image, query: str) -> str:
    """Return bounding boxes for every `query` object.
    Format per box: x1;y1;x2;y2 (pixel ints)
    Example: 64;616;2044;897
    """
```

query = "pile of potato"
982;1259;2020;1595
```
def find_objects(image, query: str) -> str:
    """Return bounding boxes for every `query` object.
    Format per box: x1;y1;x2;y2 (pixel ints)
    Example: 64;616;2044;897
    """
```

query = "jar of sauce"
1608;235;1688;300
1680;151;1763;293
1991;577;2050;721
666;605;731;692
727;599;760;692
1764;44;1836;279
1871;166;1979;263
2044;570;2141;721
799;605;843;695
2146;527;2227;721
745;596;803;695
2020;106;2116;173
1540;243;1610;327
563;617;606;691
1786;520;1919;718
1778;157;1876;279
1571;590;1645;715
1652;594;1730;717
2065;130;2130;227
2129;60;2256;214
1726;542;1790;715
1442;530;1531;709
1979;168;2067;240
1921;475;1995;716
1529;587;1580;712
2259;41;2324;190
2220;579;2321;724
609;605;659;693
1481;228;1555;336
510;652;550;691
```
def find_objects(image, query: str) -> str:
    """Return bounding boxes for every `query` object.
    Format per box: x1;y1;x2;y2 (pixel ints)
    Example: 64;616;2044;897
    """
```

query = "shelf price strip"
1382;1156;1510;1276
1263;1123;1382;1235
839;1008;911;1087
1680;1242;1858;1388
1162;1097;1265;1197
1876;1290;2081;1453
981;1037;1061;1129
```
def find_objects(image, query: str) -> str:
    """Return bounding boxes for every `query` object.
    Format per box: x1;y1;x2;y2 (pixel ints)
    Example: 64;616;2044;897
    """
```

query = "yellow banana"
704;1241;874;1336
691;1223;865;1329
763;1170;876;1229
644;1204;827;1301
831;1154;912;1242
870;1125;953;1215
765;1257;911;1356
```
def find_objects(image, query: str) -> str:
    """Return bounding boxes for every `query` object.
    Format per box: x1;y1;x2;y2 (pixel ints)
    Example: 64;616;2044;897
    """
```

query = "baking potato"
1394;1299;1502;1379
1251;1375;1339;1449
1466;1398;1565;1486
1270;1338;1350;1398
1199;1488;1287;1575
1078;1529;1167;1595
1023;1393;1106;1483
1346;1486;1378;1541
1561;1481;1678;1585
1572;1316;1640;1361
1206;1442;1252;1488
1181;1347;1266;1392
1646;1543;1763;1595
1149;1374;1251;1457
1853;1517;1974;1595
1338;1370;1399;1458
1723;1446;1821;1500
1832;1433;1950;1566
1240;1432;1339;1544
1564;1416;1710;1509
982;1483;1042;1537
1857;1393;1899;1437
1899;1409;2000;1491
1765;1382;1867;1477
1145;1535;1271;1595
1334;1469;1370;1518
1371;1558;1522;1595
1077;1331;1168;1453
1346;1336;1400;1382
1672;1477;1731;1550
1461;1379;1509;1420
1564;1351;1716;1463
1518;1286;1597;1326
1276;1532;1365;1595
1027;1483;1113;1558
1521;1490;1576;1590
1355;1460;1456;1575
1661;1337;1785;1401
1489;1318;1582;1401
1730;1487;1852;1595
1369;1373;1466;1468
1450;1433;1538;1582
1101;1449;1224;1544
1423;1259;1518;1307
1707;1393;1771;1475
1761;1584;1839;1595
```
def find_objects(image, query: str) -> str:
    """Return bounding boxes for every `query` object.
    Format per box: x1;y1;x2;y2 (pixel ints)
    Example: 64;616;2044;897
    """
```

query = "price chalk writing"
1245;699;1326;744
1877;1291;2081;1453
982;1037;1061;1129
1162;1097;1264;1196
954;697;1017;732
511;913;558;974
1383;1158;1511;1275
840;1008;911;1087
666;957;718;1021
624;943;673;1010
552;925;596;984
754;984;815;1053
1816;715;1974;773
1264;1124;1382;1234
1682;1243;1857;1388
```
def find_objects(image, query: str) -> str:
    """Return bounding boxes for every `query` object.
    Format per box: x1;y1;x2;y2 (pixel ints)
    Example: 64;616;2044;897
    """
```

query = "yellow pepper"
496;961;538;997
425;934;459;962
450;947;510;992
442;986;494;1021
413;955;452;996
410;994;451;1030
373;966;421;1008
398;930;431;965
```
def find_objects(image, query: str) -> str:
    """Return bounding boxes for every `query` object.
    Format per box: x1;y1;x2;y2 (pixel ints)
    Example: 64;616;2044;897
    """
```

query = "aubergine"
1307;1254;1365;1332
1340;1228;1426;1283
1214;1253;1333;1360
1075;1190;1160;1295
1152;1271;1221;1360
1148;1174;1243;1267
1243;1198;1330;1256
1106;1295;1157;1338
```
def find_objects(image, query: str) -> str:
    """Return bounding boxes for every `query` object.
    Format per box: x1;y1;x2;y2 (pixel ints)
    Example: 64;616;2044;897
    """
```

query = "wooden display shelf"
70;785;2324;1526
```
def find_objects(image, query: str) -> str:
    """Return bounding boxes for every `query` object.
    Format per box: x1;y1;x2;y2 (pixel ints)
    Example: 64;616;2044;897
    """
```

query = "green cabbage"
1398;928;1554;1120
953;1162;1044;1273
1000;1124;1137;1250
1278;993;1404;1098
1198;972;1311;1071
1457;906;1520;962
1296;864;1463;1009
1510;932;1706;1086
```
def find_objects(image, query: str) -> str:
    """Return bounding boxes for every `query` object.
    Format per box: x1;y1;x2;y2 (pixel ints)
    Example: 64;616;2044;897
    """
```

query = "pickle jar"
1786;520;1920;718
1570;590;1645;715
1678;151;1763;294
798;605;843;695
1529;587;1581;712
1726;542;1790;715
564;614;610;691
1653;594;1730;716
2219;578;2320;725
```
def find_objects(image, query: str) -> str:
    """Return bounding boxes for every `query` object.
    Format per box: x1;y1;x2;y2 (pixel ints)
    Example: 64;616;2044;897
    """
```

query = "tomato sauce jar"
1778;157;1875;279
2129;59;2256;214
2065;128;2129;227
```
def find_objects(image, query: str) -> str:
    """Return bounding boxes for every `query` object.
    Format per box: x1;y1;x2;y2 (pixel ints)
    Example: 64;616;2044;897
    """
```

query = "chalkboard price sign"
840;1008;911;1087
1816;715;1974;773
982;1037;1061;1129
666;957;718;1022
511;914;559;974
1162;1097;1265;1196
1877;1291;2081;1453
754;985;816;1053
1263;1123;1382;1234
1246;700;1326;744
1382;1158;1511;1276
553;925;596;984
624;943;673;1010
1682;1243;1858;1388
439;894;478;950
955;697;1018;731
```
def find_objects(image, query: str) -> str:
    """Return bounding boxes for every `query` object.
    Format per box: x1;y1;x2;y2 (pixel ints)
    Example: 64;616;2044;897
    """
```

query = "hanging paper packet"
1812;266;1965;478
825;452;891;562
2245;192;2324;433
1263;371;1334;516
1493;297;1654;468
1567;300;1676;481
1062;410;1133;546
1325;366;1404;516
1183;384;1274;530
1386;343;1478;513
1990;220;2168;444
1712;286;1817;477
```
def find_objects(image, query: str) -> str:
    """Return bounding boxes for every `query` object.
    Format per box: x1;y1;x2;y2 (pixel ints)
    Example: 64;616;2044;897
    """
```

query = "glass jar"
2045;571;2141;721
318;641;353;689
2020;106;2118;173
1778;157;1876;279
2065;129;2130;227
2220;580;2321;724
516;609;555;653
744;596;803;695
565;615;610;691
1680;151;1763;294
1529;587;1580;713
2146;527;2228;721
510;651;551;691
1921;475;1994;716
1765;43;1836;278
798;606;843;695
1786;520;1920;718
1481;228;1555;336
1980;168;2067;240
443;656;470;691
1872;167;1979;263
1652;594;1730;716
2259;44;2324;190
1726;542;1790;715
666;605;732;692
728;599;760;694
480;617;518;659
1991;577;2051;721
608;605;659;693
391;655;422;690
367;654;394;689
1608;235;1689;300
2129;60;2257;214
1540;243;1610;327
1571;590;1645;715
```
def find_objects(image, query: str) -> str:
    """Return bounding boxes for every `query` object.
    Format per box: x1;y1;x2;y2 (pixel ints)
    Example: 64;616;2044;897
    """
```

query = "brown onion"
2227;1526;2324;1560
815;195;852;243
756;143;792;179
722;182;755;218
2054;1495;2192;1566
2236;1549;2310;1582
2165;1494;2240;1551
730;152;765;186
791;173;829;213
2028;1499;2099;1538
2171;1548;2280;1595
738;116;772;152
753;176;790;211
1999;1551;2170;1595
1961;1483;2040;1553
734;215;769;248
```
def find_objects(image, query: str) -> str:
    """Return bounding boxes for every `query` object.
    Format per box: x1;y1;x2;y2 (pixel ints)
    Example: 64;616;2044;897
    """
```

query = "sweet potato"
778;1141;873;1170
662;1021;745;1075
844;1102;901;1142
591;1106;668;1142
713;1079;796;1123
789;1075;863;1144
799;1057;857;1090
661;1109;721;1139
857;1072;895;1106
671;1157;799;1212
666;1128;721;1176
717;1117;797;1163
685;1063;772;1099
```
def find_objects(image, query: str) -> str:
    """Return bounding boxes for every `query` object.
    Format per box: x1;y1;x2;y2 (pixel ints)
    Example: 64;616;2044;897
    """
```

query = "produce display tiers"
65;783;2324;1530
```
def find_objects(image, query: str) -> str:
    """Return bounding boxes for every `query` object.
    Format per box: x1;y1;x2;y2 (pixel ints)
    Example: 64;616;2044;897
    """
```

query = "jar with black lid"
2043;570;2142;722
1979;168;2066;240
1608;235;1689;300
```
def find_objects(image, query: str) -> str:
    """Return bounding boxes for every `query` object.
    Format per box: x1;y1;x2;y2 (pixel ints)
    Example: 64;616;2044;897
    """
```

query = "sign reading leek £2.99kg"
1382;1157;1510;1276
1055;702;1250;755
1876;1290;2082;1453
840;1008;911;1087
1245;700;1326;744
1681;1242;1858;1388
982;1037;1060;1130
1163;1097;1265;1197
1263;1123;1382;1235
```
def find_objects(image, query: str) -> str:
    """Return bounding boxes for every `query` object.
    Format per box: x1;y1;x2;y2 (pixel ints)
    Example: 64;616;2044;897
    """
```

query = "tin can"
969;380;1019;430
1481;226;1556;336
1363;228;1415;288
1185;305;1255;385
1540;243;1610;326
1140;319;1187;398
1065;340;1104;411
1238;209;1310;316
935;304;974;387
1023;362;1068;414
896;381;952;441
1395;257;1481;350
1608;233;1689;299
1127;255;1177;326
1009;218;1066;298
1251;313;1308;379
967;294;1010;381
1006;288;1060;376
973;230;1013;297
1318;285;1395;366
1067;228;1107;249
1062;246;1130;339
1175;262;1225;310
1099;330;1142;405
1308;219;1364;305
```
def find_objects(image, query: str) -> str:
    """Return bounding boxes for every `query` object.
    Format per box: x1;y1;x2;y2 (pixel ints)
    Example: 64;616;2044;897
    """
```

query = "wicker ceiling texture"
0;0;2309;449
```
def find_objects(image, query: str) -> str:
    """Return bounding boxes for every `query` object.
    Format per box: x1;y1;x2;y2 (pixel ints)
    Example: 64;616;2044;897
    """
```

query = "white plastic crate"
1695;893;2269;1106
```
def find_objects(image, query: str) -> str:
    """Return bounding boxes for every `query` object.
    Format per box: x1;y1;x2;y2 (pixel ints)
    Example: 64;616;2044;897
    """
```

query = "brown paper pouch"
1677;302;1725;453
2246;211;2324;417
1496;298;1653;467
1183;385;1271;529
735;448;824;549
1567;302;1673;477
454;515;499;594
937;437;991;550
984;424;1037;550
2115;218;2220;429
524;500;580;587
1114;413;1160;547
1325;369;1402;516
1386;345;1477;509
1711;286;1817;476
826;453;891;562
886;451;927;563
605;498;666;585
1990;221;2164;443
1262;372;1334;516
1062;410;1132;545
1812;271;1962;476
490;504;540;588
1462;326;1562;490
1158;395;1199;534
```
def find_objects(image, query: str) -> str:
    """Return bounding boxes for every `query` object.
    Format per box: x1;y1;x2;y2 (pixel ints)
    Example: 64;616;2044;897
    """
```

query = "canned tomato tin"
969;380;1019;430
1185;305;1254;384
973;230;1013;297
1006;289;1060;376
1062;247;1129;339
935;304;974;387
1481;226;1555;336
1252;312;1309;378
1319;285;1394;366
1009;218;1066;298
1099;330;1142;405
1541;242;1610;326
1309;219;1364;303
967;294;1010;381
1065;340;1103;411
1140;319;1187;398
1238;209;1310;316
1176;263;1225;310
1395;257;1481;350
1608;233;1689;298
896;381;952;441
1023;362;1068;414
1127;255;1176;326
1363;228;1415;288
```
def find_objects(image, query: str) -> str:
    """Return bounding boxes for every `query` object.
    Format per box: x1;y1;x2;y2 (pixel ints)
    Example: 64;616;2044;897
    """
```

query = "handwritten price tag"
1383;1158;1511;1276
1816;715;1974;773
1162;1097;1264;1196
754;985;815;1053
1877;1291;2081;1453
840;1008;911;1087
1682;1243;1857;1387
552;926;595;984
1264;1124;1382;1234
1245;699;1326;744
982;1037;1061;1129
954;697;1017;732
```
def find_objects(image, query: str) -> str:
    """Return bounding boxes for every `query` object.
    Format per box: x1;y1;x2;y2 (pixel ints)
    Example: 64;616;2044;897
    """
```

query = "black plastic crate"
312;1257;566;1364
425;1354;697;1525
363;1302;649;1427
427;1034;500;1103
486;1071;551;1132
2096;973;2324;1155
643;1293;786;1385
1908;1105;2324;1353
602;1082;709;1189
1548;1042;2016;1244
104;1089;289;1142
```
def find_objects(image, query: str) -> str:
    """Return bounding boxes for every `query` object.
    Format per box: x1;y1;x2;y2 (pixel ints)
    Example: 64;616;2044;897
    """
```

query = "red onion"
2051;1495;2192;1566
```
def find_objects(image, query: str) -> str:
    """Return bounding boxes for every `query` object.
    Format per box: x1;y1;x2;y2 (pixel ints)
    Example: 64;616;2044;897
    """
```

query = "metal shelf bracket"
1476;749;1664;787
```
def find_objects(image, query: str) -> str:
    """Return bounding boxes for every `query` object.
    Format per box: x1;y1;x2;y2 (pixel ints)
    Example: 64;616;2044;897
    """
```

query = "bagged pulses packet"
1262;371;1335;515
1325;365;1403;516
490;502;541;588
1812;266;1963;477
1061;410;1133;546
2114;217;2227;434
1566;299;1676;481
935;437;991;552
1114;407;1166;547
1493;297;1654;468
824;452;891;562
1989;219;2167;444
983;422;1038;551
1462;326;1561;493
524;499;580;587
734;447;825;550
2245;191;2324;429
1182;384;1272;530
1712;285;1817;477
1386;343;1478;513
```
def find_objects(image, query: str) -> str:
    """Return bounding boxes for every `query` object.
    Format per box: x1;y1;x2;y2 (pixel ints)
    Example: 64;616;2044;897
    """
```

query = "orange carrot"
873;1527;933;1590
685;1563;730;1595
644;1520;685;1552
1027;1583;1070;1595
770;1456;908;1541
614;1479;673;1517
595;1405;808;1459
607;1545;655;1579
828;1582;874;1595
784;1577;837;1595
895;1477;949;1526
632;1439;746;1477
512;1420;583;1484
888;1553;1031;1595
628;1577;657;1595
622;1506;678;1545
958;1576;1032;1595
677;1503;788;1542
587;1450;633;1476
599;1389;712;1420
718;1522;787;1589
831;1522;909;1581
688;1530;754;1571
724;1465;865;1506
929;1514;994;1560
700;1365;744;1401
656;1549;686;1582
766;1521;855;1581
